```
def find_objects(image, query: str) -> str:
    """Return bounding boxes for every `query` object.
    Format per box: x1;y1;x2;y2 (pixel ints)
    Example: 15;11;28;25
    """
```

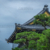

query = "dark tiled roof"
22;5;50;25
6;5;50;43
21;25;50;30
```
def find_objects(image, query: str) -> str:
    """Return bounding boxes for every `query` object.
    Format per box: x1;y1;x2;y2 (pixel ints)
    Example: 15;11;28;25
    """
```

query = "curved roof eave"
18;25;50;30
22;8;49;26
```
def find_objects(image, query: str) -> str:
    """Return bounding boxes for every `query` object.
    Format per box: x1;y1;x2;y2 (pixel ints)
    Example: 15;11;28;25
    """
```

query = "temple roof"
22;5;50;25
6;5;50;43
15;24;50;30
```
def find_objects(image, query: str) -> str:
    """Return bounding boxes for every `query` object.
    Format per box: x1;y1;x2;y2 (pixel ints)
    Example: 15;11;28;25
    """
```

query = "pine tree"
12;14;50;50
33;14;50;29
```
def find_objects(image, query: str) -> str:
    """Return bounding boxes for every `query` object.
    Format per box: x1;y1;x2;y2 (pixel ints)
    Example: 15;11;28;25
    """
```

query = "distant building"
6;5;50;49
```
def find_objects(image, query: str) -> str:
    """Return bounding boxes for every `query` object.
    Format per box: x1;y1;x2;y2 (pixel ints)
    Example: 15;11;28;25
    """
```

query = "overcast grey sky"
0;0;50;50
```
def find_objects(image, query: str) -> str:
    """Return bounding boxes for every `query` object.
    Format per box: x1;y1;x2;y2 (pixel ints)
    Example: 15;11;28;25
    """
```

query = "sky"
0;0;50;50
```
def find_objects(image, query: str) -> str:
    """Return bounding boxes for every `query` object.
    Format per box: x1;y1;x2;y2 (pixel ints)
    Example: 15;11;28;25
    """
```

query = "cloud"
0;1;36;25
0;27;19;50
0;40;12;50
1;0;50;25
0;28;13;50
0;0;44;17
0;0;50;50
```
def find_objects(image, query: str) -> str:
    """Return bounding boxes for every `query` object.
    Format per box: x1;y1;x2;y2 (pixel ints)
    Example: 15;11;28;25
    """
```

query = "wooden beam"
32;29;36;31
17;27;21;30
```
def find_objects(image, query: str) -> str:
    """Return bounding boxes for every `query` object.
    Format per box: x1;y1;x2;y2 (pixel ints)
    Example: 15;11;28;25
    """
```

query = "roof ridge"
22;9;46;25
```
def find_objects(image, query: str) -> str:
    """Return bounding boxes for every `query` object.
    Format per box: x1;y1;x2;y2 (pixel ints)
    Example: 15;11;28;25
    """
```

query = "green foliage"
42;29;50;38
34;14;49;20
36;29;50;50
28;40;36;49
16;31;31;39
13;29;50;50
37;36;48;50
14;38;26;43
33;14;50;29
27;32;40;41
12;14;50;50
